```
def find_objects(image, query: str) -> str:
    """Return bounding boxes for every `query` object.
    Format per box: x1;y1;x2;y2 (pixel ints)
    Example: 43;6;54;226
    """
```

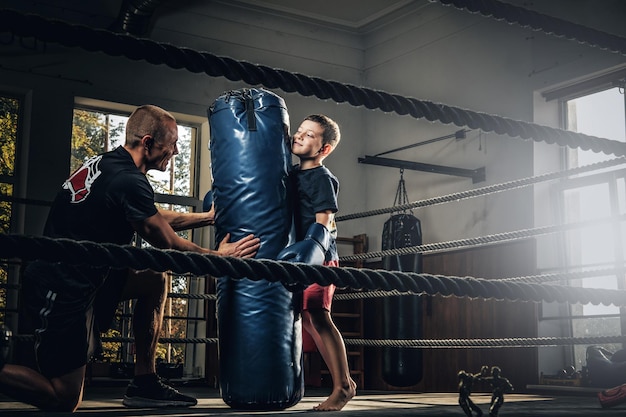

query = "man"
0;104;260;411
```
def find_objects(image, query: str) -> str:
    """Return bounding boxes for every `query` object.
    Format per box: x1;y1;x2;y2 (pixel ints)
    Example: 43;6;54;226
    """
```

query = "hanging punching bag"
381;213;423;387
208;88;303;410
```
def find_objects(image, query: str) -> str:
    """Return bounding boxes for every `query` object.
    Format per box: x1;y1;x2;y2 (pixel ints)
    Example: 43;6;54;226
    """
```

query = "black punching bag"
381;213;423;387
208;88;303;409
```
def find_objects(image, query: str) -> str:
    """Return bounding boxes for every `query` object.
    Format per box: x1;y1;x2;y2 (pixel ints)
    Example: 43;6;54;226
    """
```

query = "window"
561;86;626;368
0;96;20;234
71;102;207;378
0;95;21;329
71;107;196;197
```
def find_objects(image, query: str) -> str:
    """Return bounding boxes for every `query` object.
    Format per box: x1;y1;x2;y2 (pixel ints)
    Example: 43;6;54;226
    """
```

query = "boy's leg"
302;308;356;411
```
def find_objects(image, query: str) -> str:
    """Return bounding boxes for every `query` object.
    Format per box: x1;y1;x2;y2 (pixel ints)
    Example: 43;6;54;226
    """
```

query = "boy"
289;114;356;411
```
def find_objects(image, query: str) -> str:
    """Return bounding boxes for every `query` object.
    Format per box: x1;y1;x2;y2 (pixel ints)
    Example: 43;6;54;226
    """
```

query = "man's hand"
217;233;260;258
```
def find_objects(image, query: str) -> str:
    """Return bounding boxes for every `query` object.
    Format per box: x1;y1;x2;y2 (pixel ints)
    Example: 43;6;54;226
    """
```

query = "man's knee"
48;394;82;413
44;372;85;412
123;269;168;299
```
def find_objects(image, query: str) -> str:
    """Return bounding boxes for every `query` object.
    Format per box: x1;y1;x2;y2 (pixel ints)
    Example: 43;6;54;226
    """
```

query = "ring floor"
0;385;623;416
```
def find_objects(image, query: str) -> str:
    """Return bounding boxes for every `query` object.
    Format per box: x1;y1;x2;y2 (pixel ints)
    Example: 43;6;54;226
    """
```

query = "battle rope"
0;9;625;156
2;234;626;307
435;0;626;56
336;158;626;222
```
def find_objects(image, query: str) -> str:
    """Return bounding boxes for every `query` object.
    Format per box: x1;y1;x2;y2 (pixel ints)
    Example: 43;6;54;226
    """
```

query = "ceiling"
2;0;625;39
215;0;417;31
0;0;419;35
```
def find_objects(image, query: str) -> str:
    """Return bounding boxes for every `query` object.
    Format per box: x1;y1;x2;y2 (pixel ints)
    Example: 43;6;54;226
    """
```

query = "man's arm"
158;207;214;231
132;211;259;258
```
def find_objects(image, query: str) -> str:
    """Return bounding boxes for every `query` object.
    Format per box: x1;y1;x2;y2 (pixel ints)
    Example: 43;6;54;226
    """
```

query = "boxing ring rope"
12;332;626;349
335;158;626;222
101;335;626;349
10;245;626;349
434;0;626;57
1;9;625;157
345;336;626;349
7;278;624;349
163;265;626;300
2;234;626;307
496;268;625;284
339;214;626;263
160;265;624;302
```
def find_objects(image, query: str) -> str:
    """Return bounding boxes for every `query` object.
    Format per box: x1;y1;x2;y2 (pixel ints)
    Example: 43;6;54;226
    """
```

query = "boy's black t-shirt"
292;165;339;261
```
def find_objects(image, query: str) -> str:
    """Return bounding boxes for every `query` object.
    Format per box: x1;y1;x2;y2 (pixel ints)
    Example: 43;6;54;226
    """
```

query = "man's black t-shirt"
30;146;158;290
45;146;158;244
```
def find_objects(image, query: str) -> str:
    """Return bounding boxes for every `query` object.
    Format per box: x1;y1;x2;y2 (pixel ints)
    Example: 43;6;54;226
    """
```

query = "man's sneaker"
122;374;197;408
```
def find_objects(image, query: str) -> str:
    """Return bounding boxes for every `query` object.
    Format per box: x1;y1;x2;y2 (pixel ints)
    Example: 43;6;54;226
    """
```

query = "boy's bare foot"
313;378;357;411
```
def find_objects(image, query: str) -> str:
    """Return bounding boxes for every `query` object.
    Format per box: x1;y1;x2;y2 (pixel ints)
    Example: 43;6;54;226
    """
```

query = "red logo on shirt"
62;155;103;203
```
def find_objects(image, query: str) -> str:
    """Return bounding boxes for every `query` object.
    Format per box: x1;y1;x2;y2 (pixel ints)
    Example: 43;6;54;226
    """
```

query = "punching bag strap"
391;169;410;265
393;169;411;212
245;92;257;131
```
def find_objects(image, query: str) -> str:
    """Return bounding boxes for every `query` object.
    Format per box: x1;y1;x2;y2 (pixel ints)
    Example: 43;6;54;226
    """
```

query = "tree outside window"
0;96;19;325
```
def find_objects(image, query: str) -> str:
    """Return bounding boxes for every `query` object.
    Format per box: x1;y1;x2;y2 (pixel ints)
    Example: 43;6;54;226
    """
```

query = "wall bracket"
358;155;486;183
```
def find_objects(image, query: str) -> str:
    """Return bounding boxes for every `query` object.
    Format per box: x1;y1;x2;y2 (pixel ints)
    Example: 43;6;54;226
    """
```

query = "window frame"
72;98;211;379
0;89;30;339
548;80;626;368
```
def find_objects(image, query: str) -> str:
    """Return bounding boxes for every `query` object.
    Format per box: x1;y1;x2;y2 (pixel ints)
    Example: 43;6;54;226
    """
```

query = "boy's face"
292;119;324;158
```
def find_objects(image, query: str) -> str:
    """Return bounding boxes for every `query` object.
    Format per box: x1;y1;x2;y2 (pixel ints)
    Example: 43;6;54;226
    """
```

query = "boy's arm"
315;210;334;230
277;211;334;265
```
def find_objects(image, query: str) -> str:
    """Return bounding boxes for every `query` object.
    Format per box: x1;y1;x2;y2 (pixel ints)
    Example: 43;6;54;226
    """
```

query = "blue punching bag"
208;88;303;410
381;213;424;387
